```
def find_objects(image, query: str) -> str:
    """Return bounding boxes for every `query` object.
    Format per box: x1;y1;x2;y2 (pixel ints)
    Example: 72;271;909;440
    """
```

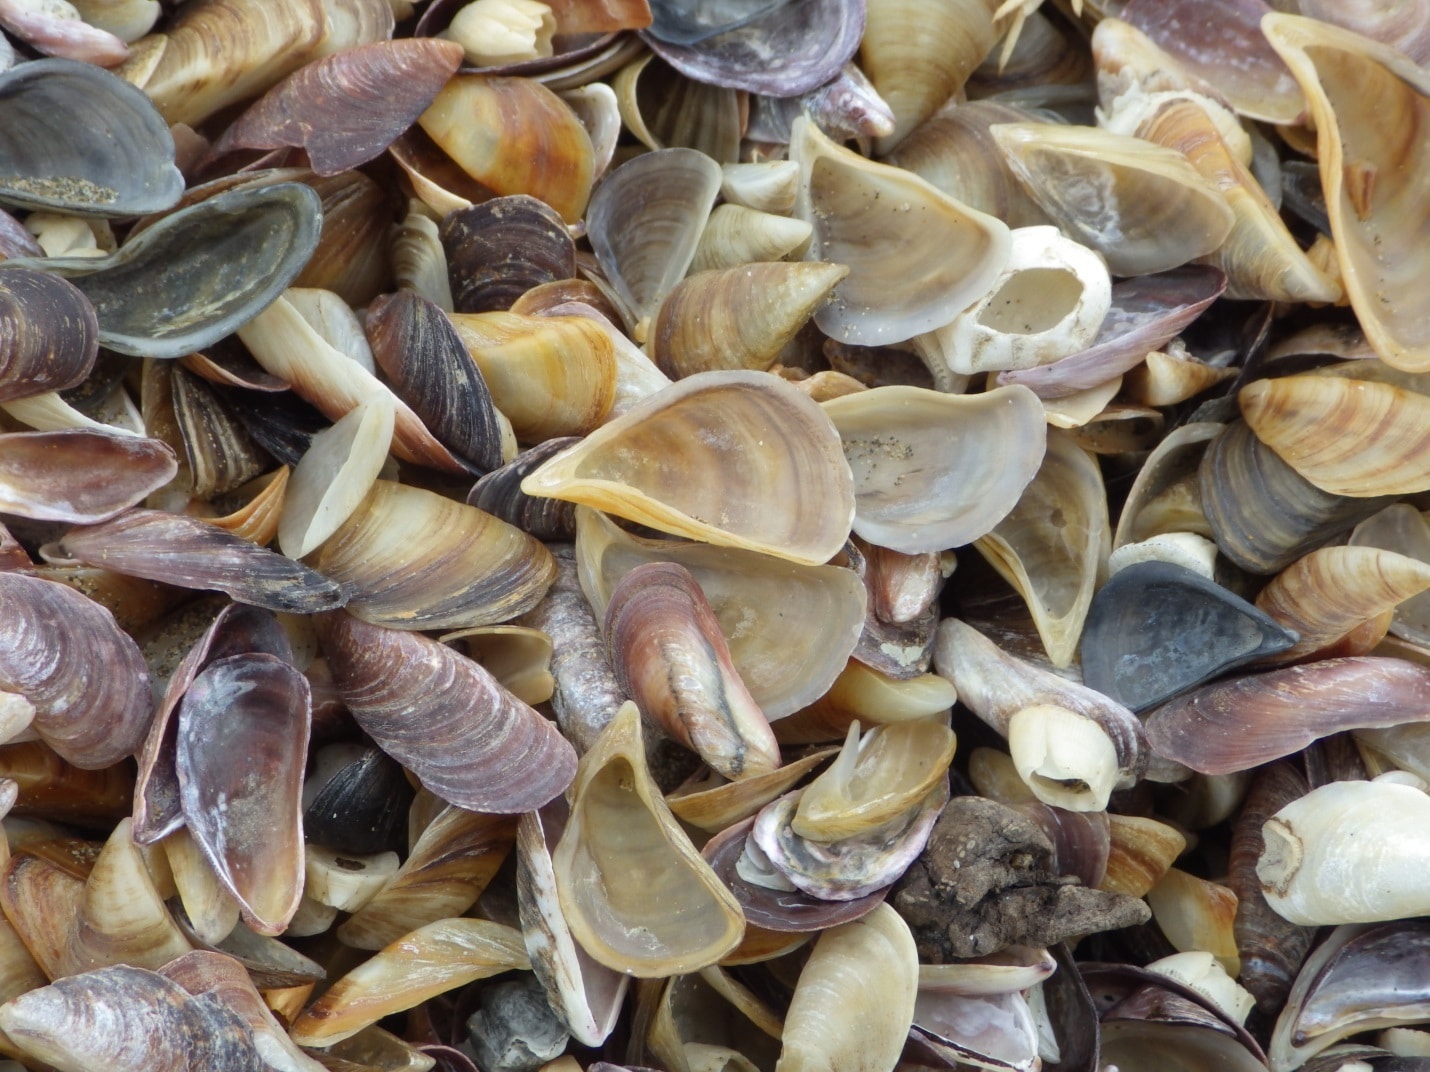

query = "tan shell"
522;371;855;566
1146;868;1240;976
1100;814;1188;898
552;701;745;976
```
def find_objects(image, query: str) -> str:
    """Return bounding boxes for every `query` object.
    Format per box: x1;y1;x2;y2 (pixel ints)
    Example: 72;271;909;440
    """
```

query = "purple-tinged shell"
0;431;177;524
0;268;97;403
442;195;576;314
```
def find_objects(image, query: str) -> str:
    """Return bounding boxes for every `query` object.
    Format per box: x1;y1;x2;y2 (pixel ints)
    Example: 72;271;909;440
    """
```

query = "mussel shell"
645;0;787;46
0;58;182;217
641;0;864;95
0;430;177;524
0;268;98;404
468;439;581;542
3;183;321;359
1080;561;1298;712
303;748;414;856
442;195;577;314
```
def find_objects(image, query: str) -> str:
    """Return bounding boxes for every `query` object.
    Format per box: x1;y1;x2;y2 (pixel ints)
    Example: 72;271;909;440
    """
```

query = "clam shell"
775;661;956;744
523;371;855;566
668;748;838;833
552;701;745;976
211;38;465;175
1080;561;1298;711
1350;505;1430;646
0;269;97;404
0;430;176;524
176;654;310;935
1101;813;1188;899
821;384;1046;555
293;169;394;307
309;480;555;630
0;573;150;769
689;204;812;274
317;611;578;813
441;195;577;314
612;52;744;164
1146;868;1240;975
1146;656;1430;775
0;58;181;217
793;115;1010;347
60;509;345;614
4;183;321;360
302;745;412;856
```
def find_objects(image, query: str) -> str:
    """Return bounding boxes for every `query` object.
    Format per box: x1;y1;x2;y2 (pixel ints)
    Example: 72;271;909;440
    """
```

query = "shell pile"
2;0;1430;1070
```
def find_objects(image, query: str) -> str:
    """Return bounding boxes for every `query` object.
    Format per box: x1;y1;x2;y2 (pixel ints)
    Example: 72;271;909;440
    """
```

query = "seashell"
448;311;617;442
0;430;175;524
793;115;1010;347
162;828;240;947
754;777;946;900
560;85;620;182
1146;656;1430;776
5;183;320;360
720;160;799;215
575;506;865;718
67;0;159;42
1258;778;1430;927
667;748;838;833
860;0;996;153
515;800;628;1047
1113;421;1217;552
777;903;917;1072
0;269;97;405
393;202;453;312
612;53;744;164
1351;505;1430;646
910;985;1041;1072
1123;344;1237;407
211;39;465;175
0;850;87;979
444;625;555;706
1241;375;1430;497
641;0;863;97
1298;0;1430;65
1255;546;1430;662
368;291;504;475
303;745;412;856
289;918;531;1047
973;428;1109;668
649;262;848;379
1146;868;1240;975
552;701;744;976
522;370;855;566
0;742;132;824
606;562;781;781
1098;986;1267;1072
176;653;310;935
439;0;554;65
1079;561;1298;711
1269;920;1430;1072
1100;813;1187;899
689;205;812;274
311;479;555;629
293;169;394;308
519;543;628;755
538;300;672;420
775;662;955;744
168;904;324;989
926;225;1110;376
0;962;270;1072
934;618;1144;810
0;0;128;64
0;58;181;217
791;720;955;842
992;122;1233;277
1145;950;1254;1027
586;147;722;333
60;509;344;614
821;384;1046;555
469;439;581;542
303;845;398;913
644;968;782;1072
441;195;576;315
418;75;594;223
1264;16;1430;372
338;806;515;951
1134;96;1340;304
317;611;576;813
0;573;150;769
471;975;572;1072
1228;761;1314;1016
1107;532;1219;580
862;541;946;626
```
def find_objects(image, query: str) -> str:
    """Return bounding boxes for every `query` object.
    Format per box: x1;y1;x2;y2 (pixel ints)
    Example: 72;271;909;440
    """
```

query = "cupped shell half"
552;701;745;976
317;611;578;814
522;371;855;566
0;430;176;524
0;57;182;217
793;115;1010;346
0;573;150;769
821;384;1046;555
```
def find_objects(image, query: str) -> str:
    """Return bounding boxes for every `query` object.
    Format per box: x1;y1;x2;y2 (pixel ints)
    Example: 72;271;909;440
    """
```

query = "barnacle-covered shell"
523;371;855;566
211;38;465;174
309;480;555;629
0;573;150;769
0;58;182;217
60;509;345;613
821;384;1046;555
7;183;321;359
793;116;1010;346
0;430;176;524
576;506;865;718
552;701;744;976
317;611;577;813
0;269;97;403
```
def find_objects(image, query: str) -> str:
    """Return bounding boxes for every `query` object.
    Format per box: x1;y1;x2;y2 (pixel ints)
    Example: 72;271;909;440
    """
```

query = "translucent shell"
522;371;855;566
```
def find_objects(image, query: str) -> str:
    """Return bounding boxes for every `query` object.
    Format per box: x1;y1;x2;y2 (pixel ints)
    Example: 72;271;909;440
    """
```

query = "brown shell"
317;611;578;813
211;38;465;175
0;573;151;769
0;268;98;403
0;430;177;523
441;195;577;314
